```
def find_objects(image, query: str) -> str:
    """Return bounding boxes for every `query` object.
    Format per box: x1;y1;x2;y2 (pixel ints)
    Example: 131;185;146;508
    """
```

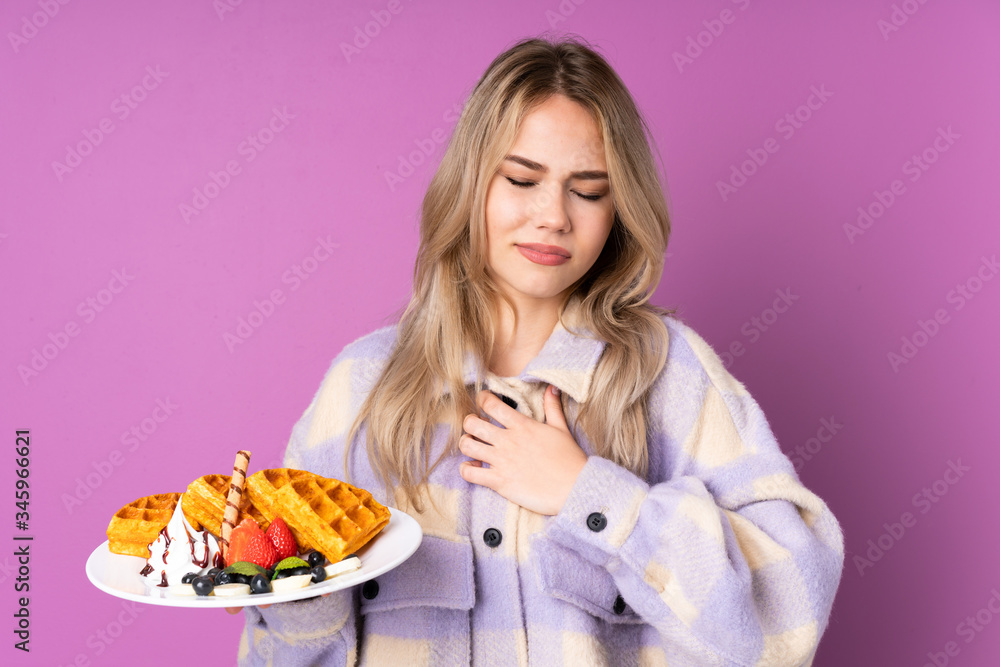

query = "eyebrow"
503;154;608;181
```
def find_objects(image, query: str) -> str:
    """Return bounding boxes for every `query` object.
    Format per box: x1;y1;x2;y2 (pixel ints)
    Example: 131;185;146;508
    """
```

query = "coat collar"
448;295;608;404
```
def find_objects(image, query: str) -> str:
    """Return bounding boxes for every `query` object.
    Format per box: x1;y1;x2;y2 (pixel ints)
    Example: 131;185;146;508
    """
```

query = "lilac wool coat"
237;301;845;666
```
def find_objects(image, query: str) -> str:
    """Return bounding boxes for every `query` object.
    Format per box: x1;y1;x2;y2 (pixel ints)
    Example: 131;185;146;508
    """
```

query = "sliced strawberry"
226;517;260;567
265;516;299;561
242;529;279;569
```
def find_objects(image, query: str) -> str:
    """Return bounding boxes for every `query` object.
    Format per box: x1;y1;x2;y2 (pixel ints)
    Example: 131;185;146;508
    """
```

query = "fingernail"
551;385;560;396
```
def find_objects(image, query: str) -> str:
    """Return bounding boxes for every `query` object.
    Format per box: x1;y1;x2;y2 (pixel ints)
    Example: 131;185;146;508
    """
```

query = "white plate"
85;507;422;608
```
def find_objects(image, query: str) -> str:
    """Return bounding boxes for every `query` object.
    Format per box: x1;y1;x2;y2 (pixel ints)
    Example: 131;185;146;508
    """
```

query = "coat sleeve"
543;325;845;667
237;351;362;667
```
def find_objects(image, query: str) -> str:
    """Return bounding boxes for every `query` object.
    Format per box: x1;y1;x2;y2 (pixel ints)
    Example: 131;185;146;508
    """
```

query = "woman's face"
484;94;615;314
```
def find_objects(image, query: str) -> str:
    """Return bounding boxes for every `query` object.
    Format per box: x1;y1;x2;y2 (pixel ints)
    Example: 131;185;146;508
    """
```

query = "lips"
516;243;570;258
516;243;571;266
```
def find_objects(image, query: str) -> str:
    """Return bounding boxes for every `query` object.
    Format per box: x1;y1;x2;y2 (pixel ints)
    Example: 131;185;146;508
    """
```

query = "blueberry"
273;569;292;580
192;575;215;596
181;572;197;584
306;551;326;568
230;573;252;585
215;570;232;585
207;567;222;579
250;573;271;594
273;566;311;580
311;565;327;584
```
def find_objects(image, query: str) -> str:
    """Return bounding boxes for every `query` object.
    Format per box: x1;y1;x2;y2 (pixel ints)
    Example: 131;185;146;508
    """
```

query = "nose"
527;183;571;233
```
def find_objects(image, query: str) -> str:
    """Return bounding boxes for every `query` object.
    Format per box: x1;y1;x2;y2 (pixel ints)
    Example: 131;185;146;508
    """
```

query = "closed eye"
505;176;604;201
506;177;534;189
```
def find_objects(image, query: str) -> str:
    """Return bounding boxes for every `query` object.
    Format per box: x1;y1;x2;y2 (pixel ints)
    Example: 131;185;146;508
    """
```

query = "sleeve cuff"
545;455;650;567
248;592;352;642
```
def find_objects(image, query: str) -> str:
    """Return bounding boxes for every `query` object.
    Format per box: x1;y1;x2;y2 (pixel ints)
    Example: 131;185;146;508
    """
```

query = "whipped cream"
141;493;222;587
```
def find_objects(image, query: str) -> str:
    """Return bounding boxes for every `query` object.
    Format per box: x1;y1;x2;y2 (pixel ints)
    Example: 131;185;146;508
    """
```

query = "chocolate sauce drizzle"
158;525;173;565
191;530;212;568
140;498;228;586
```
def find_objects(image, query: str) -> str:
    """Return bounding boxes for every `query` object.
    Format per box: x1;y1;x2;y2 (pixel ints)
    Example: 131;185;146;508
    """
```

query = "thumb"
544;384;568;429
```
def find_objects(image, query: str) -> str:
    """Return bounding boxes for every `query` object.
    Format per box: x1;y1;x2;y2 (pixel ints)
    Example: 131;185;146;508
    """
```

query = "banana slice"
325;556;361;579
213;583;251;597
168;584;198;596
270;574;311;593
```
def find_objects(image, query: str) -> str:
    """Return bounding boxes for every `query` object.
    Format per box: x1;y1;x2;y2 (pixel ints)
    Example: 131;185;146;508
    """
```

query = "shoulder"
642;311;759;450
318;321;401;393
326;320;401;373
286;321;401;465
338;321;401;363
299;321;401;416
652;313;788;471
657;311;750;399
643;313;783;482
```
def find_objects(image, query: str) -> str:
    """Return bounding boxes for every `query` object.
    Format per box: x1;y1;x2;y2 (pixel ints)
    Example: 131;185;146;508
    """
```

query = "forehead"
508;95;606;170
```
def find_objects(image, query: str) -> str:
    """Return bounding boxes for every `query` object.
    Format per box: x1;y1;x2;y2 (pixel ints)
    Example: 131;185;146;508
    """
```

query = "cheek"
580;218;614;260
485;204;520;249
488;197;518;229
484;217;505;264
485;184;511;236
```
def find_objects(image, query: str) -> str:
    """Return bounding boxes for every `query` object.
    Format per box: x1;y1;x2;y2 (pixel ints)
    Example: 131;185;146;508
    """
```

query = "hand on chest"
458;379;590;518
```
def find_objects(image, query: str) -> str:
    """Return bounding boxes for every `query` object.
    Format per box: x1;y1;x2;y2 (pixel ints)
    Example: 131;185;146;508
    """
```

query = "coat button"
493;392;518;411
362;580;379;600
587;512;607;532
613;594;626;615
483;528;503;547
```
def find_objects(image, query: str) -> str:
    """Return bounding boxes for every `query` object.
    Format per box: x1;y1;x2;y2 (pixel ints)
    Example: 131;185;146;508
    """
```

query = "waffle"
182;474;269;537
106;492;181;558
246;469;389;563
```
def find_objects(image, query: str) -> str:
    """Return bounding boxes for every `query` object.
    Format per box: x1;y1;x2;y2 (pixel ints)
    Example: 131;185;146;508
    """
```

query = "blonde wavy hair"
344;35;675;510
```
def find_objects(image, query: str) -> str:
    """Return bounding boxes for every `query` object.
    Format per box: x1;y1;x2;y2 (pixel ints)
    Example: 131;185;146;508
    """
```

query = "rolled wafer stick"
219;449;252;559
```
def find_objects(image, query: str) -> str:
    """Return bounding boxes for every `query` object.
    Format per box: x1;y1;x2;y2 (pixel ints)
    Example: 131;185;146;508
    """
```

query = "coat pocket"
533;538;643;625
359;534;475;615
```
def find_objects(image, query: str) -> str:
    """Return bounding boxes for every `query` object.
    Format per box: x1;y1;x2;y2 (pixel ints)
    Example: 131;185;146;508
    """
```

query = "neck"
488;293;567;377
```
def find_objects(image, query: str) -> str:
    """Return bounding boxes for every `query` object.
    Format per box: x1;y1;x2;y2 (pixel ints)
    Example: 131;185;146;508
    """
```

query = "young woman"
236;36;845;666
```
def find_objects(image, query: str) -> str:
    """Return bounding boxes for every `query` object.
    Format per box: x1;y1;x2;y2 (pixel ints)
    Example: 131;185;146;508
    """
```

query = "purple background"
3;0;998;665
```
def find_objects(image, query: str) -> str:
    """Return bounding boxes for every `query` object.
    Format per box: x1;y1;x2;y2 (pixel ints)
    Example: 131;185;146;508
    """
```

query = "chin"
512;285;568;300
